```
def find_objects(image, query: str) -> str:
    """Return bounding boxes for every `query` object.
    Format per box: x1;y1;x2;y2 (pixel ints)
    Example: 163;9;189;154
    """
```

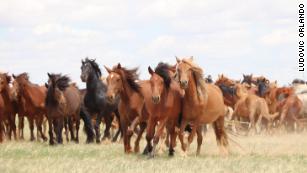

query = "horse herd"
0;56;306;157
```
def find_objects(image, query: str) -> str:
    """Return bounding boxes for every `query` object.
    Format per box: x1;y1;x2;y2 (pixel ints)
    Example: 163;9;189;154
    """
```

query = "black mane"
85;58;102;77
155;62;171;89
113;66;141;93
46;74;71;106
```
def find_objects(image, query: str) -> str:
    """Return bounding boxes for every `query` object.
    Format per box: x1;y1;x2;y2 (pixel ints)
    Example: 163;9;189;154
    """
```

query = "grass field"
0;123;307;173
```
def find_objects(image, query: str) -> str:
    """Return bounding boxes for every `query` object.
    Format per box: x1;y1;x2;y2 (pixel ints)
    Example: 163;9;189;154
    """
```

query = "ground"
0;124;307;173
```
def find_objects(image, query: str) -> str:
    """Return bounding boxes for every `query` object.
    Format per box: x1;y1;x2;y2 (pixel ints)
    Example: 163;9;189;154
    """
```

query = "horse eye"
116;78;120;82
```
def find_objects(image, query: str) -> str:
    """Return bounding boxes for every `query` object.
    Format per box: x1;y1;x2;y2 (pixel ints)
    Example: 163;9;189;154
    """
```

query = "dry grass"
0;123;307;173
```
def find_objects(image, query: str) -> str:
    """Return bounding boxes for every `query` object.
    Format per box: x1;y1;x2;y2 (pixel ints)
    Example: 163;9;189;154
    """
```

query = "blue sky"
0;0;304;88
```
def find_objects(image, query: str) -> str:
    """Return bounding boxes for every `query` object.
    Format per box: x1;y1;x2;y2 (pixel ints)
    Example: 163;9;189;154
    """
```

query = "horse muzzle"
152;95;160;104
180;80;188;89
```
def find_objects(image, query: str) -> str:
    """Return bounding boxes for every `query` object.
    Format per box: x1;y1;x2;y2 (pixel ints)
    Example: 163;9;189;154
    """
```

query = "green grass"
1;123;307;173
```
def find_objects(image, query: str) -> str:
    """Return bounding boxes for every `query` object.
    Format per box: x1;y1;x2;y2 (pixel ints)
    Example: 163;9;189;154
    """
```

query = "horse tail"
79;107;94;143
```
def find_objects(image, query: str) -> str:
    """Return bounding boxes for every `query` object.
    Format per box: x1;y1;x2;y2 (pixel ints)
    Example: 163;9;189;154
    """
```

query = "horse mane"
181;58;206;91
85;58;102;77
17;73;30;81
112;66;141;93
46;74;71;106
55;75;71;91
155;62;171;89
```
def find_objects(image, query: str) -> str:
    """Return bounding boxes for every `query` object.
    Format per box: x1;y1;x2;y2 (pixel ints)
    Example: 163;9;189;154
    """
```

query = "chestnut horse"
0;73;17;142
12;73;47;141
45;74;81;145
105;63;149;153
175;57;228;155
232;84;279;133
146;62;184;157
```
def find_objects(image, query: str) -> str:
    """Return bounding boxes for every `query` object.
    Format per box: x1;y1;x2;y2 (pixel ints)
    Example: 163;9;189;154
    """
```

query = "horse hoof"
142;148;149;155
169;150;175;157
96;139;101;144
86;138;94;144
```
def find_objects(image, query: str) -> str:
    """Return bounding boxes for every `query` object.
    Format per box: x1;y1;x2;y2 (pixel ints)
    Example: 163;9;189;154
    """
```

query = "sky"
0;0;304;88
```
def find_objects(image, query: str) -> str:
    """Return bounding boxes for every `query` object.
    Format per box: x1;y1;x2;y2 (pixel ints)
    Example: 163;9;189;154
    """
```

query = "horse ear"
175;56;180;63
148;66;154;75
190;56;194;60
47;73;52;78
12;74;16;79
117;63;121;69
104;66;112;74
45;83;48;88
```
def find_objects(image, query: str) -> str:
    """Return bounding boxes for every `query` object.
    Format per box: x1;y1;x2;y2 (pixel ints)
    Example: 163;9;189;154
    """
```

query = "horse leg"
112;110;122;142
150;118;168;157
94;113;102;143
28;117;35;141
196;126;203;156
64;117;69;142
144;118;156;156
75;117;80;143
56;118;64;144
178;119;188;152
48;117;55;145
8;113;17;140
128;116;140;136
120;118;132;153
185;122;198;154
69;116;76;141
79;107;94;143
213;116;229;156
102;113;113;141
134;122;146;153
0;117;3;143
36;115;47;142
256;114;263;134
18;115;24;140
168;125;177;156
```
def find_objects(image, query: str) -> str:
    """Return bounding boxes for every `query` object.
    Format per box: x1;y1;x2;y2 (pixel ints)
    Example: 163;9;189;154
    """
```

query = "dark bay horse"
146;62;184;157
45;74;81;145
105;63;148;153
215;74;240;109
175;57;229;155
80;58;120;143
12;73;47;141
0;73;17;142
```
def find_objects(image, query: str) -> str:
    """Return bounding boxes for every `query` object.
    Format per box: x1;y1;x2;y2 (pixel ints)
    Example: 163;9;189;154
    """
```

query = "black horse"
80;58;120;143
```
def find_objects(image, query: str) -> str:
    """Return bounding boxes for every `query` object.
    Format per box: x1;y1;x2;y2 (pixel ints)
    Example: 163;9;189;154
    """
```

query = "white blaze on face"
110;74;114;79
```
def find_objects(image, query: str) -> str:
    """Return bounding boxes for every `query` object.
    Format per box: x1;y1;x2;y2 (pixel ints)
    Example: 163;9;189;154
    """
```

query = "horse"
145;62;184;157
175;56;228;155
105;63;148;153
45;73;81;145
232;84;279;134
12;73;47;141
80;58;120;143
215;74;240;109
0;73;17;142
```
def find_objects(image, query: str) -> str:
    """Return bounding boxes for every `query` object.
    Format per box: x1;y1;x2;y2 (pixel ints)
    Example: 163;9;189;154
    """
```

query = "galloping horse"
0;73;17;142
146;62;184;157
80;58;120;143
12;73;47;141
105;63;148;153
175;56;228;155
45;74;81;145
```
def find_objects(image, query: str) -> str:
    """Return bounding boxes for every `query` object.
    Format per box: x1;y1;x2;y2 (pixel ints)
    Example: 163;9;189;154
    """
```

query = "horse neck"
120;79;138;102
86;73;101;91
22;82;44;108
184;73;201;104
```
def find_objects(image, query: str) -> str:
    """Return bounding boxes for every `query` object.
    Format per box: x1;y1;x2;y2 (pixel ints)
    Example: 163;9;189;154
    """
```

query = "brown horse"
12;73;47;141
0;73;17;142
175;56;228;155
45;73;81;145
105;64;149;153
145;62;183;157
